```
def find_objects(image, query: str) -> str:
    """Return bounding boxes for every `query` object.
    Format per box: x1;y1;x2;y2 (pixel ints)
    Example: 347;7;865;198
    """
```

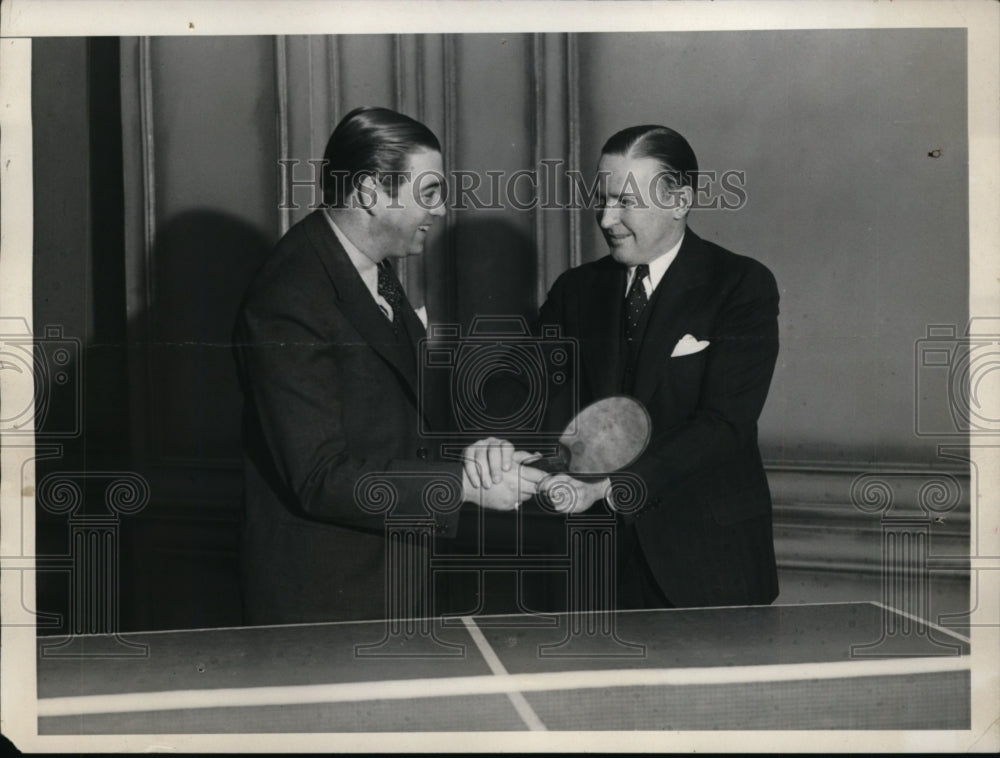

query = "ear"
354;172;381;215
672;185;694;220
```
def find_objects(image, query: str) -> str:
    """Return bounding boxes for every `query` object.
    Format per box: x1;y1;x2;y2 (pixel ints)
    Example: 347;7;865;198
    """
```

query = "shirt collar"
627;231;685;292
323;209;380;292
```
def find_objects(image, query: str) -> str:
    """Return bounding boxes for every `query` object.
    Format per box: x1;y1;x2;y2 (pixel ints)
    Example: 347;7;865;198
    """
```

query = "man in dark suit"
235;107;544;625
528;124;780;609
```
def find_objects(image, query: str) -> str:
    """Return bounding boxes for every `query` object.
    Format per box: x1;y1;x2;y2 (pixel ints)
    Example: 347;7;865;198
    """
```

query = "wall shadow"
453;215;538;326
121;208;271;632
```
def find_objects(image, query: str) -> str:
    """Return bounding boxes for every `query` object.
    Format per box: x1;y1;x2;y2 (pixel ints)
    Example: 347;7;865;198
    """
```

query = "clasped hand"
461;437;610;514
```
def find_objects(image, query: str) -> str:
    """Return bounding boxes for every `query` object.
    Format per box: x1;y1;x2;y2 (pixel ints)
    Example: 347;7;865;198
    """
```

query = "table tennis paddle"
533;395;651;476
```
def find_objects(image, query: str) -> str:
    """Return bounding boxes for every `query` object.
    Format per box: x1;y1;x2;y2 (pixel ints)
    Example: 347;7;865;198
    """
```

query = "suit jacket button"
416;447;429;460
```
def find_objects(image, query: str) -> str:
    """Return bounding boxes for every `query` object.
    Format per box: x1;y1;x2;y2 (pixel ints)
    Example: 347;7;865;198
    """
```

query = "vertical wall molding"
138;38;157;298
137;37;157;463
392;35;403;112
279;36;341;230
567;33;582;270
305;37;315;155
274;36;291;237
532;33;579;302
391;35;408;292
307;36;333;184
327;35;341;126
407;35;453;321
392;34;424;295
120;35;158;465
414;37;426;122
442;35;458;322
532;34;546;306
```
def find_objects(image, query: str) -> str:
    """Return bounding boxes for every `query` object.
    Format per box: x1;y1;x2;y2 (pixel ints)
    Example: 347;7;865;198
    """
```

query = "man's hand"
462;449;547;511
461;437;517;490
538;474;612;515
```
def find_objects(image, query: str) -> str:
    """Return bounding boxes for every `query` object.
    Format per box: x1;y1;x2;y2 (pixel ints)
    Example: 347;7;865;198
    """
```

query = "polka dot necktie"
624;263;650;342
377;261;405;331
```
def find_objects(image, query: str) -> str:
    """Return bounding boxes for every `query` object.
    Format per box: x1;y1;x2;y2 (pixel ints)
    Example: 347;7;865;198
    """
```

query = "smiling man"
234;107;544;624
534;124;781;610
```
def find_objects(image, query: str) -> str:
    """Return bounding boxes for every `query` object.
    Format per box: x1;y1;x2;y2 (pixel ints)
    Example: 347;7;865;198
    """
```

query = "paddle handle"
531;446;617;480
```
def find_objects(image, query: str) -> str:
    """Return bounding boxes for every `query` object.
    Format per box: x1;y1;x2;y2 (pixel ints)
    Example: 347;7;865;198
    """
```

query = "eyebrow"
598;189;634;202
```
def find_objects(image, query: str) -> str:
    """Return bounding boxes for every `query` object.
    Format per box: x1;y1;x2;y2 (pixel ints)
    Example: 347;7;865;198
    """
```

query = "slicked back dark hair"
321;106;441;207
600;125;698;190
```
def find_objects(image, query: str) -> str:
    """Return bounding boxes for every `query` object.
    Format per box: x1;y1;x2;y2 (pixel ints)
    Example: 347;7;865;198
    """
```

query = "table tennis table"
36;601;970;733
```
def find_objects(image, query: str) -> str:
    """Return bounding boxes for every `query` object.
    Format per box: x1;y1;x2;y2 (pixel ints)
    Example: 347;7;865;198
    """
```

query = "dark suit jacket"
234;210;462;625
537;228;780;607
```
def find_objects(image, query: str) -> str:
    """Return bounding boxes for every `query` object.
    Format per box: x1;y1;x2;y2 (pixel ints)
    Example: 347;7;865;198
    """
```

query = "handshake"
459;437;612;515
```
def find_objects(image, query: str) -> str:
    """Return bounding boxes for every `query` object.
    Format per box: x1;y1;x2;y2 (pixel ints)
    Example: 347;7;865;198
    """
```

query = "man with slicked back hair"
532;124;780;609
235;107;545;624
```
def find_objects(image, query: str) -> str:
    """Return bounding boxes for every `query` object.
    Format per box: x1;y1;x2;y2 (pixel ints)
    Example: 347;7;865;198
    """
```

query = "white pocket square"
671;334;710;357
414;306;429;330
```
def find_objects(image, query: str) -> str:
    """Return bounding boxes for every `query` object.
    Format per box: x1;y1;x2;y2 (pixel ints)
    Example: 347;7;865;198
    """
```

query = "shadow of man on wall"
121;208;271;631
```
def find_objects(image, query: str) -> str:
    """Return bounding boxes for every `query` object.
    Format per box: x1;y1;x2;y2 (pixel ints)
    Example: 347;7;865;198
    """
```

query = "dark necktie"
624;263;650;342
377;261;406;331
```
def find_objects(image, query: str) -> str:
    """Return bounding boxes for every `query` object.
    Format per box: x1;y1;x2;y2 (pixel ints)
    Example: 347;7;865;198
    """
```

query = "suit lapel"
581;261;627;400
631;231;713;402
303;212;420;397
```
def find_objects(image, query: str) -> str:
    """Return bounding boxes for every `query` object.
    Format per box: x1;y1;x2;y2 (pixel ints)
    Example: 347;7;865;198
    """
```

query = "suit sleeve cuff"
608;471;660;517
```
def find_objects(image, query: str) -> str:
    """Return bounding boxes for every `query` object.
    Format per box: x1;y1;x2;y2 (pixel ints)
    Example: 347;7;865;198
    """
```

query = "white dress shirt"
624;232;685;297
323;210;395;322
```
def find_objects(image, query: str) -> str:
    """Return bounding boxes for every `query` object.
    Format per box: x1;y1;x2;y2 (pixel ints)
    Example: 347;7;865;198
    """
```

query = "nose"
428;199;446;219
598;204;620;229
